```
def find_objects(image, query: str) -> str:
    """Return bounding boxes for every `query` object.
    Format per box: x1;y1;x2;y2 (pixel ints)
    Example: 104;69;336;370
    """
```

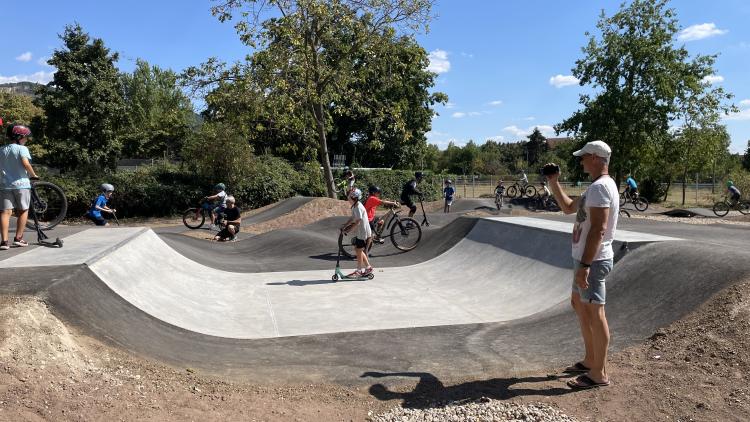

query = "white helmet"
100;183;114;192
349;188;362;200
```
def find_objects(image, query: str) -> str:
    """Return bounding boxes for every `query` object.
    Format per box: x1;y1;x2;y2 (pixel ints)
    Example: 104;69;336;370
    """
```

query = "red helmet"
6;124;32;142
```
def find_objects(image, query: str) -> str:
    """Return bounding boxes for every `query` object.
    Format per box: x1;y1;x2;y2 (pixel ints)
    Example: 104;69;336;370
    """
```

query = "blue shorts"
572;258;613;305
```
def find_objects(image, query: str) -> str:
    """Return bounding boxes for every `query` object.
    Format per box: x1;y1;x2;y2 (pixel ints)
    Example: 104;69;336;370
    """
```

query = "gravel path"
370;398;579;422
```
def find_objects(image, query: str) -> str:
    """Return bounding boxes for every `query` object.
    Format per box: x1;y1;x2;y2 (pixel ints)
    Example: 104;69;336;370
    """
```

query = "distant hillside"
0;82;43;97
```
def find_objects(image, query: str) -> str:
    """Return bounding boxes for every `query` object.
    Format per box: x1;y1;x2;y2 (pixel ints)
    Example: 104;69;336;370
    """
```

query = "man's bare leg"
584;303;610;382
571;293;595;369
1;209;12;242
15;209;29;241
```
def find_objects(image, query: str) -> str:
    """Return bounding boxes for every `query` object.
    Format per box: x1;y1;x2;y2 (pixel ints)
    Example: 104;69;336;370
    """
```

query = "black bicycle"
619;189;649;211
712;196;750;217
505;180;536;199
24;178;68;230
182;199;224;230
338;204;422;258
528;194;560;212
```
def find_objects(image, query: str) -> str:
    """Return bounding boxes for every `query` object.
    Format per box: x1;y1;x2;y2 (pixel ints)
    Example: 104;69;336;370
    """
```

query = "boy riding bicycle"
364;185;399;245
400;171;424;218
625;175;638;197
727;181;741;206
204;183;228;228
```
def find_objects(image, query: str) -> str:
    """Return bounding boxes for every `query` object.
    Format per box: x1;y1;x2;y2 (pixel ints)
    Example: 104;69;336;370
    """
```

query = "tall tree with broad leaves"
195;0;435;198
555;0;735;185
120;59;196;159
36;24;125;171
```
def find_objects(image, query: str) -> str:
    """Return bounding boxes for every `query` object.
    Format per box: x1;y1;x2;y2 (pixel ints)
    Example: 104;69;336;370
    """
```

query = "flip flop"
563;362;590;373
567;374;610;390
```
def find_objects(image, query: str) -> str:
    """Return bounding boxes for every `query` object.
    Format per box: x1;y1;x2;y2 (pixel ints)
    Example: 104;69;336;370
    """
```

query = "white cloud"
502;125;555;138
739;99;750;107
37;56;53;67
427;49;451;74
678;23;728;42
486;135;505;142
523;116;535;121
0;71;54;84
702;74;724;84
725;109;750;121
488;100;503;106
549;74;580;88
451;112;466;118
15;52;32;62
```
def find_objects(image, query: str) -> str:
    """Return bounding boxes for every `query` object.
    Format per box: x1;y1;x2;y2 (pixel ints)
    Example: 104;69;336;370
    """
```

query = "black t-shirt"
222;207;241;227
401;180;420;198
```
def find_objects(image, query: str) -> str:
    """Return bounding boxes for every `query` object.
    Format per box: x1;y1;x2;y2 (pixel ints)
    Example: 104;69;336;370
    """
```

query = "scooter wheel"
55;238;64;247
367;273;375;280
332;274;339;281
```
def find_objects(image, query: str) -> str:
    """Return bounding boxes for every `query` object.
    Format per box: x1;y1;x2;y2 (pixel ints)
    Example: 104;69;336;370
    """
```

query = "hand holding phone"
542;163;560;177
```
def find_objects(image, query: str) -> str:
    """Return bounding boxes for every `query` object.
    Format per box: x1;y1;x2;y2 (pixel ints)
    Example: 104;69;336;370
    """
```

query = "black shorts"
400;195;416;212
732;193;741;202
352;237;367;249
217;224;240;240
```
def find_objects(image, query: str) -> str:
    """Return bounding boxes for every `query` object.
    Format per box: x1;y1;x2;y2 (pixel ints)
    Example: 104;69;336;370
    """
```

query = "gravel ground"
371;398;579;422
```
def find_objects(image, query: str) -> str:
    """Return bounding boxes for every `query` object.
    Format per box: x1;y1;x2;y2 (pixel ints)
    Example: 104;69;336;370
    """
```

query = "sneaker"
362;266;374;275
346;270;363;278
0;241;8;250
13;238;28;247
374;237;385;244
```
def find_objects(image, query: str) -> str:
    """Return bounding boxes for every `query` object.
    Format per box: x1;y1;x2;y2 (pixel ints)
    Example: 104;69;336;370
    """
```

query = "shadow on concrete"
361;371;573;408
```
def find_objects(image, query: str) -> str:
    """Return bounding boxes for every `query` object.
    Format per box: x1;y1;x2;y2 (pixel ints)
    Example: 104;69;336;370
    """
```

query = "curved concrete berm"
3;216;746;385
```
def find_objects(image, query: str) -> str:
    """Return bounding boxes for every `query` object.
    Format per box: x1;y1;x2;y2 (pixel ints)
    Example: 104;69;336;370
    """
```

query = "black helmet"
415;171;424;179
368;185;381;194
6;124;32;142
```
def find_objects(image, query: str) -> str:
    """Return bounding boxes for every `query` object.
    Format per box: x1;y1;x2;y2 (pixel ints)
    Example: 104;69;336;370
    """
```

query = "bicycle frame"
29;186;63;247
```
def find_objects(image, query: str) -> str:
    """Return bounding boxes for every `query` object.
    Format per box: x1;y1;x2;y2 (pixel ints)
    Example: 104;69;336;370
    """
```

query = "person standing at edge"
543;140;619;390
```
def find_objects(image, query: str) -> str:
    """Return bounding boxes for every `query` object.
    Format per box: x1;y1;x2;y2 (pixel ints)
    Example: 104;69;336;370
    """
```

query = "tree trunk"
312;101;336;199
663;179;671;203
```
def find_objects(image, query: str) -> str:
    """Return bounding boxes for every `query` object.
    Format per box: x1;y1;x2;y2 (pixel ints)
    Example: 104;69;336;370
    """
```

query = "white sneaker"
13;238;28;247
0;241;9;250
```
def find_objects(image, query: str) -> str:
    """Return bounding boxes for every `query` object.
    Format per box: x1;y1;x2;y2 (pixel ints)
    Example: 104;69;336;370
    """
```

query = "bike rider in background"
400;171;424;218
494;179;505;209
204;183;228;228
624;174;638;197
519;170;528;186
87;184;116;226
727;180;741;206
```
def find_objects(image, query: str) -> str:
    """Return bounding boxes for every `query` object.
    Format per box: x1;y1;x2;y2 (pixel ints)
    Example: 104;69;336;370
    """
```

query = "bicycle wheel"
712;201;730;217
25;182;68;230
337;232;356;259
633;196;649;212
740;201;750;215
506;185;519;198
524;185;537;198
619;193;627;207
390;217;422;251
618;208;631;218
182;208;205;229
547;197;560;212
332;178;343;193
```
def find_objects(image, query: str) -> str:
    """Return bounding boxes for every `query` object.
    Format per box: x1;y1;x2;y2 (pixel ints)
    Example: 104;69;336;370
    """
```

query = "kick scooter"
332;230;374;281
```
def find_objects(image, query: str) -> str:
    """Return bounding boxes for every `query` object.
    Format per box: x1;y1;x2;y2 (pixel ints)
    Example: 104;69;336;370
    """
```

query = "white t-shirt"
217;190;227;206
351;201;372;240
571;176;619;261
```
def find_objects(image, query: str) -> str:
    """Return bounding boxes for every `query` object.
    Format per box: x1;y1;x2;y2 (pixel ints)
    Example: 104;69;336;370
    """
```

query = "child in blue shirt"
443;179;455;213
88;184;116;226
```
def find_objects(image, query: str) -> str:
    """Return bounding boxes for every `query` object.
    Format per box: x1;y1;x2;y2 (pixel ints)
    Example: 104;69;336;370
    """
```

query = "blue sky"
4;0;750;152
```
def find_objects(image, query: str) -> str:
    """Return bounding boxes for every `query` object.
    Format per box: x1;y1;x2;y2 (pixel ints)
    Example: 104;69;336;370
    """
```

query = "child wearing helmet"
204;183;228;228
443;180;455;213
494;179;505;209
400;171;424;218
727;180;741;205
340;188;373;277
364;185;399;244
1;124;39;249
87;184;116;226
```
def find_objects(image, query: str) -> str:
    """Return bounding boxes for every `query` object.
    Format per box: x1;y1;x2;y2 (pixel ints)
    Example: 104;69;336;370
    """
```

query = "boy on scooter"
340;188;373;277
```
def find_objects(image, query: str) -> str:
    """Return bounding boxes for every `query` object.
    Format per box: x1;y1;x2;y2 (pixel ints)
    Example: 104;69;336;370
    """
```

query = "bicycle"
505;179;537;199
494;192;504;210
618;208;631;218
182;199;224;230
619;189;649;211
712;196;750;217
338;203;422;258
24;178;68;230
528;194;559;212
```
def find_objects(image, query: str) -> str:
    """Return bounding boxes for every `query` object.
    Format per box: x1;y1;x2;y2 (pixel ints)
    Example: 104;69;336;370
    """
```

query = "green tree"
743;140;750;172
204;0;434;198
181;121;254;187
120;59;196;159
36;23;125;171
524;127;547;166
0;91;46;159
556;0;734;185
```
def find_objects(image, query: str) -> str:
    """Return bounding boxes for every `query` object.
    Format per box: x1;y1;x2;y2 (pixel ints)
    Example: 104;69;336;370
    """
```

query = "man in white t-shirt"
543;140;618;390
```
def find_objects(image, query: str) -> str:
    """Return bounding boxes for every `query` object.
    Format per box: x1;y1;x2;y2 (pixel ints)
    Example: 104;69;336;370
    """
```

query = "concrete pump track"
3;197;750;386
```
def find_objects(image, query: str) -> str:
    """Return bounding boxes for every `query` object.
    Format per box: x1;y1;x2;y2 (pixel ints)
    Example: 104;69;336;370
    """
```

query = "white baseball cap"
573;140;611;159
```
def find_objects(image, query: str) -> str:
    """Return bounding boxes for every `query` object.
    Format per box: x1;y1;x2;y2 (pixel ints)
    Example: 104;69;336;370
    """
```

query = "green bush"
233;155;298;209
639;178;667;203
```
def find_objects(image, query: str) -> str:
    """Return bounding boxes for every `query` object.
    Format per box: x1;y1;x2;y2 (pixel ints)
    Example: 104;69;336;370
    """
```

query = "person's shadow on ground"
361;371;573;408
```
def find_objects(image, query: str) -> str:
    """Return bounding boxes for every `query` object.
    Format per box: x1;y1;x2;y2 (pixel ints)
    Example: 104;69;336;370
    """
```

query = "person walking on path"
1;124;39;250
543;140;619;390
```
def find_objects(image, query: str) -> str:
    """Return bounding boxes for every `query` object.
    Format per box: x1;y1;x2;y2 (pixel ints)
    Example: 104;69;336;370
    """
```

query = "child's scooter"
332;230;374;281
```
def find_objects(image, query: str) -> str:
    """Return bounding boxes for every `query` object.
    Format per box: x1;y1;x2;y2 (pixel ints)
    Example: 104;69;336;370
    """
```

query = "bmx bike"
619;189;649;211
712;196;750;217
338;203;422;258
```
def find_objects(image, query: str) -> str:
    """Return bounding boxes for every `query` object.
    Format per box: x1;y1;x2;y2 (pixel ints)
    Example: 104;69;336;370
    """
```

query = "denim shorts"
572;258;613;305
